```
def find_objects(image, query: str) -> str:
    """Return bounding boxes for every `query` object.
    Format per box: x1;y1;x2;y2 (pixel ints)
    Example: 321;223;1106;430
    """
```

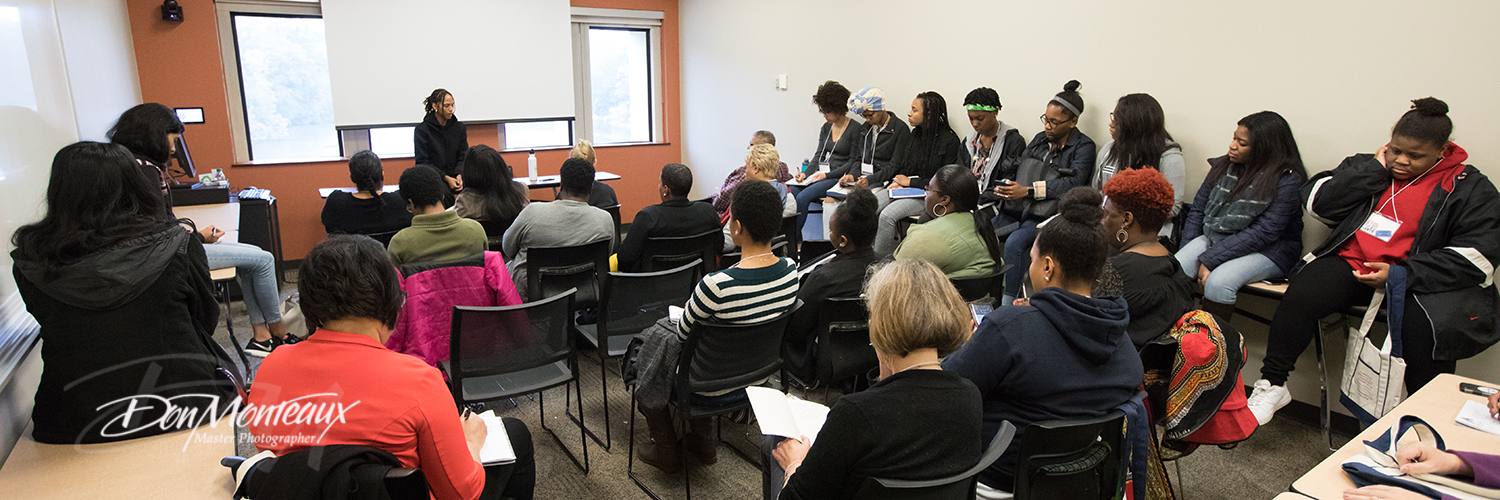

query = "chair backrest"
478;217;514;240
814;296;876;384
855;421;1018;499
486;236;504;253
525;239;610;305
949;267;1009;306
449;289;577;403
604;204;622;248
597;260;701;356
329;229;400;247
779;214;799;261
798;239;836;261
222;450;429;500
675;303;800;402
1012;411;1127;500
642;229;720;279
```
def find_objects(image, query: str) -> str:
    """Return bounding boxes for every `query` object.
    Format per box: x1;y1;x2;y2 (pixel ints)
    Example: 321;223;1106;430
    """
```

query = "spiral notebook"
476;410;517;465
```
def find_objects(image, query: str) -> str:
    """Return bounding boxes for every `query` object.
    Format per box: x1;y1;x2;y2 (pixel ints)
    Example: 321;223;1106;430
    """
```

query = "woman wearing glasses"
894;166;1004;279
992;80;1097;304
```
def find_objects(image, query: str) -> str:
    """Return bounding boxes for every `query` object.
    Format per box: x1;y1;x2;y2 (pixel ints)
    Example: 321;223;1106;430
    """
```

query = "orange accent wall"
125;0;682;260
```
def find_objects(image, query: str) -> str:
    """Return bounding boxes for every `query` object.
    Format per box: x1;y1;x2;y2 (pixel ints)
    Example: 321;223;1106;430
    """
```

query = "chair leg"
1315;317;1336;453
715;414;761;469
539;386;590;473
219;283;252;373
1174;457;1186;500
567;356;610;449
628;396;666;500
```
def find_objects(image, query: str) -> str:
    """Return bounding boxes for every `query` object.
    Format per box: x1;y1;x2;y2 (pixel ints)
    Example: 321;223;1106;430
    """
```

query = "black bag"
1000;156;1064;221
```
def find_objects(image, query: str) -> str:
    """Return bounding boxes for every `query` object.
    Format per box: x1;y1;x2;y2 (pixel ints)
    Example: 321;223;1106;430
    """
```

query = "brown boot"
1201;298;1236;322
637;405;682;473
683;418;717;464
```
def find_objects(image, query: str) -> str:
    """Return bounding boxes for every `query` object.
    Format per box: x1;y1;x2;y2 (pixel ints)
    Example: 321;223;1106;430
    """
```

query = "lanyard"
1377;157;1442;224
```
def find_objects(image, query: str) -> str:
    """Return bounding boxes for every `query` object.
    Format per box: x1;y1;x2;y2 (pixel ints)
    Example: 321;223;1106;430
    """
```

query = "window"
503;121;573;150
229;13;337;161
368;126;415;157
572;8;664;146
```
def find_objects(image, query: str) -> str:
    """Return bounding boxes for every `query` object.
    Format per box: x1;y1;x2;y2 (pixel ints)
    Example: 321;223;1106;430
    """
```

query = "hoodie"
413;111;469;178
13;226;235;443
943;287;1145;489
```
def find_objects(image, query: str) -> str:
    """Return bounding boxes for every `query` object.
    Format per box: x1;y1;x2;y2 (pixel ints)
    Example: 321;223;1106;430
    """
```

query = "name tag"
1032;180;1047;199
861;163;874;177
817;162;830;174
1360;212;1401;242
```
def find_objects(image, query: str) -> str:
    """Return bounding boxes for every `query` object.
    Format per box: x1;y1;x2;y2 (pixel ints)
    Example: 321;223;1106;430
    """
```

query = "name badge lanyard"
1366;157;1442;240
861;126;878;177
814;132;830;166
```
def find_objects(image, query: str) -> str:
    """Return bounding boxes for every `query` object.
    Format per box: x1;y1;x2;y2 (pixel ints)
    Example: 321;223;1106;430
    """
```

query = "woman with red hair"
1097;168;1196;347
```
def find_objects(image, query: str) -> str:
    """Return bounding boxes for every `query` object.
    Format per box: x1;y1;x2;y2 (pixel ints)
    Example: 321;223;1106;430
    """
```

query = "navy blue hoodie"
943;287;1144;489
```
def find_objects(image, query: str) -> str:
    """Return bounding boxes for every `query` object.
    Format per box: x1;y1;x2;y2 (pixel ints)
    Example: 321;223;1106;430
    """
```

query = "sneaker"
1247;379;1291;425
245;338;276;358
278;334;301;345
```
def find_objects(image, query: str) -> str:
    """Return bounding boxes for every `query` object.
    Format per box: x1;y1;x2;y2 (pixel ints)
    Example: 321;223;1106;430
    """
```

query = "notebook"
887;187;925;199
746;386;830;445
1456;400;1500;437
476;410;517;464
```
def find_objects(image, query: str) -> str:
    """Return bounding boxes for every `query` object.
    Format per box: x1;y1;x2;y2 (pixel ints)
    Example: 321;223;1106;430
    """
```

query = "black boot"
683;418;717;464
637;405;682;473
1201;298;1236;322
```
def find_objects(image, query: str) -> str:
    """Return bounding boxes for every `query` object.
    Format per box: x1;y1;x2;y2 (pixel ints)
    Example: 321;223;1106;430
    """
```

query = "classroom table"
1289;373;1500;499
174;202;240;245
1274;493;1314;499
0;417;237;499
317;171;622;198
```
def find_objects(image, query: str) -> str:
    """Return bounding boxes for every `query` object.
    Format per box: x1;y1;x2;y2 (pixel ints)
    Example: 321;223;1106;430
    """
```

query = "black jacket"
321;191;414;242
963;127;1028;205
886;127;963;189
1301;151;1500;360
783;248;882;380
615;199;720;272
242;445;405;500
851;112;912;184
413;112;468;178
13;227;237;444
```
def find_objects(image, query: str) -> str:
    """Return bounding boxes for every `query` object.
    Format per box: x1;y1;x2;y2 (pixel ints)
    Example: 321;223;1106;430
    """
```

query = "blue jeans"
793;178;839;232
204;241;281;326
1174;235;1283;304
994;213;1040;298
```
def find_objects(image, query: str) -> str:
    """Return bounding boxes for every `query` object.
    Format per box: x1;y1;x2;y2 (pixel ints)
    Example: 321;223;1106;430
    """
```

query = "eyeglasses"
1040;115;1075;129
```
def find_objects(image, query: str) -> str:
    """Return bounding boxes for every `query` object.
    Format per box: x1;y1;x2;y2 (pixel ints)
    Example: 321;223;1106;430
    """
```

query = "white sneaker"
1247;379;1291;425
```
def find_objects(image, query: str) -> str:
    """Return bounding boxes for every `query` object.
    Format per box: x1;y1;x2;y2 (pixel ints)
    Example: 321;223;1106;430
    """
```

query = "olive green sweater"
387;211;487;267
894;212;999;278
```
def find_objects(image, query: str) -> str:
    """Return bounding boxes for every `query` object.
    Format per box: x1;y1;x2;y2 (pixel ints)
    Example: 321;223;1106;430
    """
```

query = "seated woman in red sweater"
246;235;535;500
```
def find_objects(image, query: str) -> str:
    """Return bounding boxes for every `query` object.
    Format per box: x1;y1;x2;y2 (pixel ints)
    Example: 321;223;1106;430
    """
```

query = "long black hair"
931;165;1003;264
1106;93;1176;171
348;150;384;200
108;103;184;164
12;142;173;275
1206;111;1307;201
906;91;954;171
463;145;527;223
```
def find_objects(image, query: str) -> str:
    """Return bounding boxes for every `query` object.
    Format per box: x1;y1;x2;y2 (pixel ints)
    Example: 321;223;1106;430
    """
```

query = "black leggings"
480;417;537;500
1261;255;1455;392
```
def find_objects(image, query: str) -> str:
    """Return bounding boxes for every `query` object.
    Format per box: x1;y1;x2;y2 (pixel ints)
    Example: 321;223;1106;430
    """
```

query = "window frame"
570;8;664;146
215;0;327;164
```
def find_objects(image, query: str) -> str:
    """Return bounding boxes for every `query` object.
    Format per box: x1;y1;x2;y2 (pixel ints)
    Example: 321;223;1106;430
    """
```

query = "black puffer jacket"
13;226;236;443
1301;145;1500;360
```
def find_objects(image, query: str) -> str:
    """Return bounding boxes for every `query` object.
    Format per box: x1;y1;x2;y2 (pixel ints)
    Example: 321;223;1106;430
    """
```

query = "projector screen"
320;0;575;127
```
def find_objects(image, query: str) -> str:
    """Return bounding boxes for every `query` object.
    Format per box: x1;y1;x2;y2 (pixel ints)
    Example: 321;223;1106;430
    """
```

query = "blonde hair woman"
763;259;984;500
564;140;617;208
721;143;797;249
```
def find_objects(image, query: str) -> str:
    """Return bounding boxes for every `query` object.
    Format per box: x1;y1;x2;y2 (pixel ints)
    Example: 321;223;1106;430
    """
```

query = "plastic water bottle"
527;150;538;183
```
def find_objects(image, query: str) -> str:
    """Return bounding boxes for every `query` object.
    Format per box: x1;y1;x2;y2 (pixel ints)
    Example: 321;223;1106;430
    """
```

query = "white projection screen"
320;0;575;127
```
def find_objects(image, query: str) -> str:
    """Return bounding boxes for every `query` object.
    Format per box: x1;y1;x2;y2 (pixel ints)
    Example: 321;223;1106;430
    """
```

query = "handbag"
999;157;1063;221
1342;415;1500;499
280;291;308;338
1340;265;1407;425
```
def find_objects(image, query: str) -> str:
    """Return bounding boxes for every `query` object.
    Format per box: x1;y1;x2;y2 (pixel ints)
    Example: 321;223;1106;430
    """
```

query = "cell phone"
1460;382;1499;397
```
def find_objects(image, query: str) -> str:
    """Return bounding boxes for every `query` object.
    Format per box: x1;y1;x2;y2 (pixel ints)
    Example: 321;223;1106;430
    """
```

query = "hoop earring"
932;203;948;218
1116;229;1128;243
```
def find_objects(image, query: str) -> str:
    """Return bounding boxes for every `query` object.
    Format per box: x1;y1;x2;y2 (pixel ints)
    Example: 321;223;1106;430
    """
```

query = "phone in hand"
1461;382;1499;397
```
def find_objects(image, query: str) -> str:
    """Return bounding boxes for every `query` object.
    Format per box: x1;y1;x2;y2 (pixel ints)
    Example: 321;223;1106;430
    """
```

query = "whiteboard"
320;0;576;127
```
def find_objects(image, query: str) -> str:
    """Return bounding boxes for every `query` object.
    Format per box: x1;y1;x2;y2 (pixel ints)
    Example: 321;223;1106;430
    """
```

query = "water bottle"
527;150;538;183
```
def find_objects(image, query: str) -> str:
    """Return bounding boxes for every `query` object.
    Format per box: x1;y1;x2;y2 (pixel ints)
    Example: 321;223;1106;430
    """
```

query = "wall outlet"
776;74;788;91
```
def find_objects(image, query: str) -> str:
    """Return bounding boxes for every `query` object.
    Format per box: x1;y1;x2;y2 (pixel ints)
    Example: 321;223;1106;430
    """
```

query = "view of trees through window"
233;14;339;161
588;28;651;144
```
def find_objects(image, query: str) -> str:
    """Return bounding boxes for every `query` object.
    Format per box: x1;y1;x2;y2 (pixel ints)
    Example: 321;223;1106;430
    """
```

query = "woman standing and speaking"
414;88;469;204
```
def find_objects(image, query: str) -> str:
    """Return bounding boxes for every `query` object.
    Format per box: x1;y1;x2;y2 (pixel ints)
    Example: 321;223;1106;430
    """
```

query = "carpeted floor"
213;283;1351;500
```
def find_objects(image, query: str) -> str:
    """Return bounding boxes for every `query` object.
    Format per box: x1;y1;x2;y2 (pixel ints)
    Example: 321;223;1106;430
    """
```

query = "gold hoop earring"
1116;228;1128;243
932;203;948;217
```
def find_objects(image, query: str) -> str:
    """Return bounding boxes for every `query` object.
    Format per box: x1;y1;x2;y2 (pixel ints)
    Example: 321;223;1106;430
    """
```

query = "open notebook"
746;387;831;445
475;410;517;465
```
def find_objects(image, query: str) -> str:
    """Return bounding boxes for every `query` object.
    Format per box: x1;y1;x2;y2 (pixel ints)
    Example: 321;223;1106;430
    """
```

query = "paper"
476;410;516;464
746;386;830;444
888;187;925;199
826;185;851;197
668;305;684;326
1456;400;1500;437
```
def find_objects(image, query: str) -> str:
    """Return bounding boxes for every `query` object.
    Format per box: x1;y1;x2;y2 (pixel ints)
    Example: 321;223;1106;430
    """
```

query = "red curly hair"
1102;168;1175;231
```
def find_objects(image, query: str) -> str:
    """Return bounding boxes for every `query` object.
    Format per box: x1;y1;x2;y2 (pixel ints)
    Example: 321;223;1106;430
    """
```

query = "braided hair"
422;89;451;114
906;91;953;172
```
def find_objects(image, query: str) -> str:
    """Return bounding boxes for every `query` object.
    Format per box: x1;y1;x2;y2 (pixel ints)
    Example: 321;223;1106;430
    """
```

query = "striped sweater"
677;257;799;340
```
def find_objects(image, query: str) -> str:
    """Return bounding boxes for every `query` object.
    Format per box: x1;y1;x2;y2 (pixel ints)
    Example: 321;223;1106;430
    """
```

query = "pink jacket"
385;251;523;369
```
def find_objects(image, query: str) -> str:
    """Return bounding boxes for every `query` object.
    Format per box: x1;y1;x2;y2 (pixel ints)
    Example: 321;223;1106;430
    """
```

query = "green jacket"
387;211;487;266
894;212;999;278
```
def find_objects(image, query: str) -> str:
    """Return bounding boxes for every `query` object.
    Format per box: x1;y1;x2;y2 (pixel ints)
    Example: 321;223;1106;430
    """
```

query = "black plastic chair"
1011;411;1127;500
949;265;1013;307
486;236;505;253
786;296;875;393
798;239;836;261
604;204;623;249
574;260;701;451
642;229;720;279
221;450;427;500
854;421;1018;499
525;238;611;306
628;303;801;500
446;289;590;473
779;214;800;262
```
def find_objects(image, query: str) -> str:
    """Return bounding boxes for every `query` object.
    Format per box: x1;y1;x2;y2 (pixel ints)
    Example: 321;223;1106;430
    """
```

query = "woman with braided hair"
871;91;963;255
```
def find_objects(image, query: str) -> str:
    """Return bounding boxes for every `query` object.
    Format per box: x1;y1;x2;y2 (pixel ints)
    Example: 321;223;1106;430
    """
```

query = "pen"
462;406;473;419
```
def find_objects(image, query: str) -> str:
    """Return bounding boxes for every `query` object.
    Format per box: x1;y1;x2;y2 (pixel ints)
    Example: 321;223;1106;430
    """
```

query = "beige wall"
679;0;1500;407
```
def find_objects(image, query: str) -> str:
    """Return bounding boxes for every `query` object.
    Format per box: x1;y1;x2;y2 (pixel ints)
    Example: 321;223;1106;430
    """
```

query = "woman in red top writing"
246;236;535;500
1248;98;1500;426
